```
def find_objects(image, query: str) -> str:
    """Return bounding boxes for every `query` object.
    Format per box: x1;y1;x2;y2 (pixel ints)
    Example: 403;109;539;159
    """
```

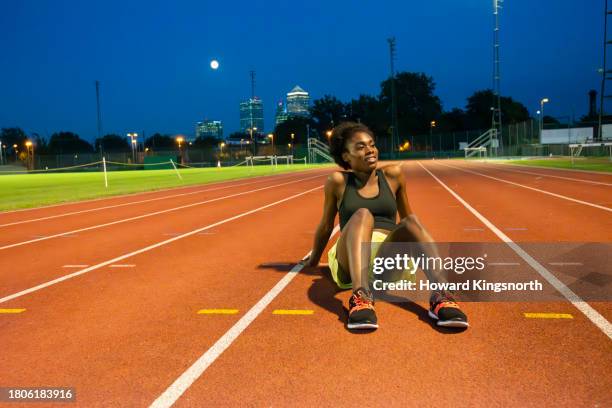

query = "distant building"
240;97;264;134
275;100;289;126
286;85;310;117
196;120;223;139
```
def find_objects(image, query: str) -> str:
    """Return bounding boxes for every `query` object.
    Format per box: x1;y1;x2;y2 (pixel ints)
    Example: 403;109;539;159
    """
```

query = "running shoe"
428;290;469;328
347;287;378;330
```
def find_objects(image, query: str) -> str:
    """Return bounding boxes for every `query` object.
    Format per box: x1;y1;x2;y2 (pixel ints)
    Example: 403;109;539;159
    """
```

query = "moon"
210;60;219;70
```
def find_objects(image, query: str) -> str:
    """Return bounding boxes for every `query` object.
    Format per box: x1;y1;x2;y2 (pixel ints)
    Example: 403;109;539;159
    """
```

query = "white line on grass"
0;185;324;305
419;162;612;340
148;225;340;408
0;171;324;228
0;174;324;251
437;162;612;213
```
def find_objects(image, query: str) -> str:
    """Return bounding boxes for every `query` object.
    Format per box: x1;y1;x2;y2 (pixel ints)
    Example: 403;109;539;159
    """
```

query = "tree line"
3;70;585;155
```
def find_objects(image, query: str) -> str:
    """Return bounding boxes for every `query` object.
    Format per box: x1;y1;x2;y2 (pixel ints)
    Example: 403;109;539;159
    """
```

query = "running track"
0;161;610;407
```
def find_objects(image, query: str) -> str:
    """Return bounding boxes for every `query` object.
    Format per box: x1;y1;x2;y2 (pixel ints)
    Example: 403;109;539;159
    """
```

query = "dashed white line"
0;185;323;305
419;161;612;340
109;264;136;268
148;225;340;408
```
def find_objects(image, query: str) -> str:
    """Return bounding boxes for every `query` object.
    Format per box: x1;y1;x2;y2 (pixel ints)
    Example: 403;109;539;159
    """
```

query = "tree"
273;116;315;145
345;95;389;141
95;134;129;152
0;127;28;151
144;133;175;149
439;108;468;132
194;135;221;147
465;89;530;130
380;72;443;137
310;95;347;137
48;132;93;154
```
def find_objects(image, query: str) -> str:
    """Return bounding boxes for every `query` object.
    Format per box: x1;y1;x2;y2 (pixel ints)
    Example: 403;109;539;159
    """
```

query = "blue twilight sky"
0;0;601;142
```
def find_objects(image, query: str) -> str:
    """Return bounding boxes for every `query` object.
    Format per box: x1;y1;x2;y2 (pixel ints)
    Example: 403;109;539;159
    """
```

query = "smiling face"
341;131;378;171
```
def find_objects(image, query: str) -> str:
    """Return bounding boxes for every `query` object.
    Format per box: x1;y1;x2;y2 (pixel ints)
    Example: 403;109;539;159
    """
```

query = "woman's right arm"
304;172;343;266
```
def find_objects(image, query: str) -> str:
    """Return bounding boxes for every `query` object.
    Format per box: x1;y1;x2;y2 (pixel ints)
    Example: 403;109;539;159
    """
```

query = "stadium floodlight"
539;98;550;136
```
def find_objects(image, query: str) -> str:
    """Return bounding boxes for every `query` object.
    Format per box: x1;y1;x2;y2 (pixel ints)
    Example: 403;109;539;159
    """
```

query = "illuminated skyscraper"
275;100;289;125
195;120;223;139
239;97;264;133
286;85;310;117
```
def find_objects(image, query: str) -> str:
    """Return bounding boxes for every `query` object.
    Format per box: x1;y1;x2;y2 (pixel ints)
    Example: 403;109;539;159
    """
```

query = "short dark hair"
328;122;375;169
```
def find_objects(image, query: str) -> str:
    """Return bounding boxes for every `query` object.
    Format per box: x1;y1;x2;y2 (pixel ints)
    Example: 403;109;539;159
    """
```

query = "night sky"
0;0;601;142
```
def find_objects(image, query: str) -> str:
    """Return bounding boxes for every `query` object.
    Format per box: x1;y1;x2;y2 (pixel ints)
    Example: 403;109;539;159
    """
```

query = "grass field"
501;157;612;172
0;163;334;211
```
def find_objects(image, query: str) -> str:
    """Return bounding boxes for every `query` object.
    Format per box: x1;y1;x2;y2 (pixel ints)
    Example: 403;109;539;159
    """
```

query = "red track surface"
0;162;610;407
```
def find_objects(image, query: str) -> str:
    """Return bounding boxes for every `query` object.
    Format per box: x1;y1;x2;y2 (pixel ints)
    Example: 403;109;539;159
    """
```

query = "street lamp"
25;140;34;170
290;133;295;157
176;136;184;164
429;120;437;155
220;142;226;161
127;132;138;163
326;130;332;139
540;98;549;137
268;133;274;157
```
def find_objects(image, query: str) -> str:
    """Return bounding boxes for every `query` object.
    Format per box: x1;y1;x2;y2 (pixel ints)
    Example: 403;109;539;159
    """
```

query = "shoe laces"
350;288;374;310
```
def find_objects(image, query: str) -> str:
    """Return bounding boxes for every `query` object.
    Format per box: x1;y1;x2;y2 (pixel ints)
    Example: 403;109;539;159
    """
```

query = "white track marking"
493;161;612;176
478;162;612;186
0;174;323;251
109;264;135;268
0;185;324;304
437;162;612;213
0;172;322;228
549;262;583;266
0;166;329;216
419;162;612;340
148;225;340;408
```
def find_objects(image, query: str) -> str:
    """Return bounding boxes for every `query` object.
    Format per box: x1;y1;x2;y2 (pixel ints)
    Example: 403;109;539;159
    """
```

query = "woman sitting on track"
303;122;469;330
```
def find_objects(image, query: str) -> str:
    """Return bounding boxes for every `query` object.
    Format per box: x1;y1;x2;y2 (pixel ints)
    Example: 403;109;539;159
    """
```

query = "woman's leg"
335;208;374;290
381;216;445;284
380;216;469;328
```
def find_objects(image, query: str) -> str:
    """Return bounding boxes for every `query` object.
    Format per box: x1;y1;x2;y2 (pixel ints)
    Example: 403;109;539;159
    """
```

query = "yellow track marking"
0;308;26;314
524;313;573;319
197;309;239;315
272;309;314;315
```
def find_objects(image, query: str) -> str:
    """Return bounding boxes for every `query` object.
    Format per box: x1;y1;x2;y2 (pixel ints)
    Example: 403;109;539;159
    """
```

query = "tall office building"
275;100;289;126
195;120;223;139
239;97;264;133
286;85;310;117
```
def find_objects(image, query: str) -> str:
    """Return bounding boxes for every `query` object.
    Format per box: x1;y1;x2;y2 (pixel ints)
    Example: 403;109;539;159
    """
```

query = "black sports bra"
338;169;398;231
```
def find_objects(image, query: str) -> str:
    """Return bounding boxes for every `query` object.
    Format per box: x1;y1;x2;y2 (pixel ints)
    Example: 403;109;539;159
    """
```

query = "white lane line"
549;262;583;266
0;174;324;251
0;185;324;305
148;225;340;408
494;161;612;176
480;163;612;187
489;262;520;266
109;264;136;268
419;162;612;340
0;172;321;228
0;166;328;216
437;162;612;213
63;265;89;268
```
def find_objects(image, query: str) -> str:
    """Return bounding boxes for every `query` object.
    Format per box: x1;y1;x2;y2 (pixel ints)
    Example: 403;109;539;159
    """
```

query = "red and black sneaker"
347;287;378;330
428;291;469;328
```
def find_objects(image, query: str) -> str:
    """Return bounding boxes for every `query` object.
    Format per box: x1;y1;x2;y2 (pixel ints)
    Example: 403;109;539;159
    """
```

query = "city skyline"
0;1;602;142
